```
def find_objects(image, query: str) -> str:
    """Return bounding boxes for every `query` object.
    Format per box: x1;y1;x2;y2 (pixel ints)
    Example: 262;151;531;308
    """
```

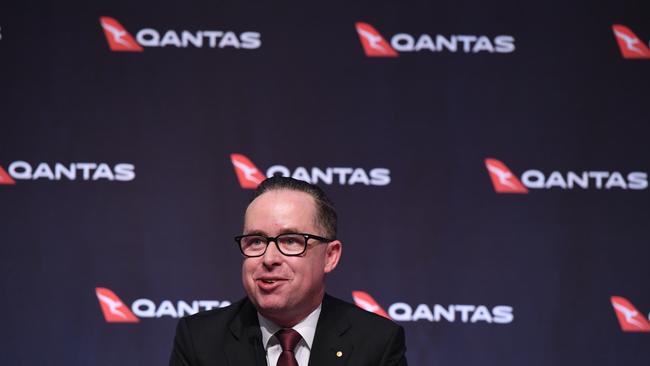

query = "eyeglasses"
234;233;334;257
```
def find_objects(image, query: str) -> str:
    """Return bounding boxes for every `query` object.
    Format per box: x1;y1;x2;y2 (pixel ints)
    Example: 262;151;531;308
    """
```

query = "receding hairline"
243;188;328;236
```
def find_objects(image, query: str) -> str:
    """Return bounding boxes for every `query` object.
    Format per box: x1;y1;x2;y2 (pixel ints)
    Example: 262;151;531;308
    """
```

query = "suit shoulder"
317;294;407;363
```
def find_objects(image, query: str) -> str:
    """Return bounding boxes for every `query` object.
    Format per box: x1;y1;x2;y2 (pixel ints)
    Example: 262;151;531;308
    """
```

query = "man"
169;176;407;366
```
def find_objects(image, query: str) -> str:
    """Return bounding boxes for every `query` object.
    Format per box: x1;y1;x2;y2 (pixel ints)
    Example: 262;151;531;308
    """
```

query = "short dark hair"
250;176;337;238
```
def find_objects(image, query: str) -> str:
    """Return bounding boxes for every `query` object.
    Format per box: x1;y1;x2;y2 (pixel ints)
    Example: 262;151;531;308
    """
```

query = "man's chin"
254;294;288;312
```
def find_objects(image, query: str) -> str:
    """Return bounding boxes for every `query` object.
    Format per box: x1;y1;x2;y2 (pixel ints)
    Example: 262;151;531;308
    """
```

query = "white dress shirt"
258;304;322;366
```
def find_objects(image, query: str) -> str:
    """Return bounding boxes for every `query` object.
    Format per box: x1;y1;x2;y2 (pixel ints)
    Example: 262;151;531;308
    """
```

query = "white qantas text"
388;303;514;323
266;165;391;186
521;170;647;190
136;29;261;49
131;298;231;318
7;161;135;181
391;34;515;53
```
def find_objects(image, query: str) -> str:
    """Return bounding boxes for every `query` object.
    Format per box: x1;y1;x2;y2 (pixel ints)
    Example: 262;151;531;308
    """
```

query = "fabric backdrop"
1;1;649;365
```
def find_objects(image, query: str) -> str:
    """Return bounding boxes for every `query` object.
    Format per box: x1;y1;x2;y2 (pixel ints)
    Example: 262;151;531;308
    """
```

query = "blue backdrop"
2;1;650;365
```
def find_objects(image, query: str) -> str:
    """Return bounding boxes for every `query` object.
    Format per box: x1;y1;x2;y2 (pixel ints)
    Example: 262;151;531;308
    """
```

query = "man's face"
241;189;341;326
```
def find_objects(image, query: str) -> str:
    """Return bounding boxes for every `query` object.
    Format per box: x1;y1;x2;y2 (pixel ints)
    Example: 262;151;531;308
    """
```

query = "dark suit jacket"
169;293;407;366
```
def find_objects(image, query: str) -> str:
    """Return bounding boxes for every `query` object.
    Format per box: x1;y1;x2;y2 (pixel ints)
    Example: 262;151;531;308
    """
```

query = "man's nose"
262;240;283;266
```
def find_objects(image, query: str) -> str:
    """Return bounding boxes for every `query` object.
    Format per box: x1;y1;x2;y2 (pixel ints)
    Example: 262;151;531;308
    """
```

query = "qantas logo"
0;166;16;185
99;16;261;52
485;158;648;193
612;25;650;59
95;287;231;323
355;23;398;57
231;154;266;189
485;158;528;194
96;287;140;323
0;161;135;185
355;22;515;57
230;153;391;189
352;291;391;318
100;17;143;52
611;296;650;332
352;291;514;324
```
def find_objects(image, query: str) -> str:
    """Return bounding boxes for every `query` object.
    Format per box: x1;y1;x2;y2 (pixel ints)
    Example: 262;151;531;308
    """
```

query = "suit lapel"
224;299;267;366
308;294;353;366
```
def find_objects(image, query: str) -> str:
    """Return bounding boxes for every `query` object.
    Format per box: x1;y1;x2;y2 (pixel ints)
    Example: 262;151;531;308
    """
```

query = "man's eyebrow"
277;228;302;234
242;229;267;236
242;228;303;236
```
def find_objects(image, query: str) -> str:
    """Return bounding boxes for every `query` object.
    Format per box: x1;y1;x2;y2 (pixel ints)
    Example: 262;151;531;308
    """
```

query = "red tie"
275;328;302;366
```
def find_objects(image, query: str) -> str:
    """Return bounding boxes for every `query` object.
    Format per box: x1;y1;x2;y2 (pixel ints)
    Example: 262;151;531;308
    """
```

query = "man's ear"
323;240;342;273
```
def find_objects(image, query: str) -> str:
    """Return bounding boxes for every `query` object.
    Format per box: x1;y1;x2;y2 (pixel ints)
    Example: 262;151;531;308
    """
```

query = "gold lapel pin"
336;351;343;357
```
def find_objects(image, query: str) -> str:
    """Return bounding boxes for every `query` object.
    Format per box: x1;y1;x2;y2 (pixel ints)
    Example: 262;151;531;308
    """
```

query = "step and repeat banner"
1;0;649;365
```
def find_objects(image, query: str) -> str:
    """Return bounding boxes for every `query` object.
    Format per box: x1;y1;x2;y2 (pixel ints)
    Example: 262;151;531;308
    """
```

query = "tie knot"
275;328;302;352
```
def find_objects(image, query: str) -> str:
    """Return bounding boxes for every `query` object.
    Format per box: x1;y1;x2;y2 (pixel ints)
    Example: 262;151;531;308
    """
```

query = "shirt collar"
258;304;322;350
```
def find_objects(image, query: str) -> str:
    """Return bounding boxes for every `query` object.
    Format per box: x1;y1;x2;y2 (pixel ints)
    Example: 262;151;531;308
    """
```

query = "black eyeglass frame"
234;233;335;257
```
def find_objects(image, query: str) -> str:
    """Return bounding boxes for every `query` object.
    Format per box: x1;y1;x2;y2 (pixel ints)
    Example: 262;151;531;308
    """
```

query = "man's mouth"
257;277;286;283
256;278;287;291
